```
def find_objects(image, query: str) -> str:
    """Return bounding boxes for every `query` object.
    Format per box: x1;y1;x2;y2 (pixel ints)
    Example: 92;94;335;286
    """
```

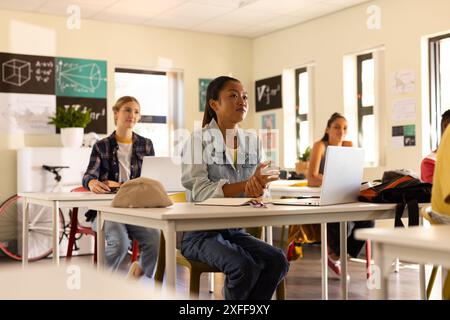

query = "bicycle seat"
42;165;69;171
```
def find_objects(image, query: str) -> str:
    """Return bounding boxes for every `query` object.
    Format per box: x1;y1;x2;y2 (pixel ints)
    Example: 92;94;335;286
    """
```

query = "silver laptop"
272;146;364;206
140;156;185;192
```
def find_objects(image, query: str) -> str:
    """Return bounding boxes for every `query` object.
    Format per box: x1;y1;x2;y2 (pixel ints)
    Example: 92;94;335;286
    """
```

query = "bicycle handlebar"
42;165;70;182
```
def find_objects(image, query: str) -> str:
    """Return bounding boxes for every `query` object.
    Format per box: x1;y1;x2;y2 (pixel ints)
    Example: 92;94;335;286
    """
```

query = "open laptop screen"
140;156;184;192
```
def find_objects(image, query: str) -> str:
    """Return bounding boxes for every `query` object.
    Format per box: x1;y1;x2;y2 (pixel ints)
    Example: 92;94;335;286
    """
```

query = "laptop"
140;156;185;192
272;146;364;206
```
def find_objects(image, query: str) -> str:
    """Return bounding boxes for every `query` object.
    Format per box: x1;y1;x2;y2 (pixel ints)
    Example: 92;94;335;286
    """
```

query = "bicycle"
0;165;82;261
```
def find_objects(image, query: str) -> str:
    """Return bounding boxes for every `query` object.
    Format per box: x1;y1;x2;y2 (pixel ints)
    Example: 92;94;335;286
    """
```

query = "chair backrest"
169;192;186;203
71;186;89;192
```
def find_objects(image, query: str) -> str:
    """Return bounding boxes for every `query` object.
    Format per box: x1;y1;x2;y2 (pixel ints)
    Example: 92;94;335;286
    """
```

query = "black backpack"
359;172;432;227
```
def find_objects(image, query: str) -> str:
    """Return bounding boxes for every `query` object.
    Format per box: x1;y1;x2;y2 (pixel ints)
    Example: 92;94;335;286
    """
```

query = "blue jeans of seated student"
327;220;375;258
92;218;160;278
181;229;289;300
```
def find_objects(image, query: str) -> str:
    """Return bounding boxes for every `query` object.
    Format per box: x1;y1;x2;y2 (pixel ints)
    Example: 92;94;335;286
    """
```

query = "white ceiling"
0;0;371;38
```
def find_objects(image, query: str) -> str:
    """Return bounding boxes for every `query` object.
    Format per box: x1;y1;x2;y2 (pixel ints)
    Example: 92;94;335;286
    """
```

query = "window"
295;67;309;158
429;34;450;149
357;53;376;164
114;68;169;156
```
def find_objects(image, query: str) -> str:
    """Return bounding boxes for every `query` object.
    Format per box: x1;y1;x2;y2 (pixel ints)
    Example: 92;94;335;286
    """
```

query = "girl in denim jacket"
180;76;289;300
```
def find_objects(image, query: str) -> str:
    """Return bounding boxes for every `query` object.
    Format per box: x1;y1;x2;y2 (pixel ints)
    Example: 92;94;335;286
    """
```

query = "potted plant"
295;146;311;175
48;105;92;147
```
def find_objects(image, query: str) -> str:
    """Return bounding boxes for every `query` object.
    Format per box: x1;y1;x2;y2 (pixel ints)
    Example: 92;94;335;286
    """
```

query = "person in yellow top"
430;121;450;299
431;123;450;223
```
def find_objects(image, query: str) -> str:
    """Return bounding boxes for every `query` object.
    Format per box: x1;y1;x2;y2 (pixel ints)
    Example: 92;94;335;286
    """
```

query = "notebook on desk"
272;146;364;206
195;198;256;206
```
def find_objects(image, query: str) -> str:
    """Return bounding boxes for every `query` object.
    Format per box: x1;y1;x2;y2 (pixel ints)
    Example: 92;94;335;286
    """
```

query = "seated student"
307;112;374;276
430;112;450;299
82;96;160;279
421;109;450;183
431;116;450;223
180;76;289;300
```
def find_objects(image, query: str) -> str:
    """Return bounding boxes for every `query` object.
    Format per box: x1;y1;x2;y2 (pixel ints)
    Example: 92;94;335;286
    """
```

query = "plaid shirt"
82;131;155;189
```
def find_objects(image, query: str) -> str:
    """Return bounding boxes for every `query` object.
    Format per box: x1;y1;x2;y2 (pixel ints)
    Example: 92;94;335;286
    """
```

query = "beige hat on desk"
111;177;173;208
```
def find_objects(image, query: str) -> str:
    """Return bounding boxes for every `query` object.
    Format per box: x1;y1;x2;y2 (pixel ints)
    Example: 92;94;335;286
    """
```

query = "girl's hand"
244;176;264;198
88;179;111;194
253;161;280;188
105;180;121;188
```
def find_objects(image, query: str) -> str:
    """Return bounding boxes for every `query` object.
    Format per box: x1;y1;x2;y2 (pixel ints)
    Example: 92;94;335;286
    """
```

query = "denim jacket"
181;119;265;202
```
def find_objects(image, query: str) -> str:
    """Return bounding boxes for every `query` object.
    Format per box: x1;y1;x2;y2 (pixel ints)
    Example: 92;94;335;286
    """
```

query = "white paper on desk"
392;98;416;122
195;198;254;206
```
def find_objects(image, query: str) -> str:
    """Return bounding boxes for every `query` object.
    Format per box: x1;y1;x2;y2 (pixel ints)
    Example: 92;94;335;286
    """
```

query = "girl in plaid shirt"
82;96;160;279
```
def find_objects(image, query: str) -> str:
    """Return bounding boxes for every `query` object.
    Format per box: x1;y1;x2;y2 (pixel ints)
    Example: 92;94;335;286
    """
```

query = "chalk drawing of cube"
2;59;31;86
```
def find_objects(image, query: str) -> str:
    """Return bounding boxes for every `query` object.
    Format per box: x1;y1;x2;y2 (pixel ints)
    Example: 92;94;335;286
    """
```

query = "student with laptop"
180;76;289;300
307;112;374;277
82;96;160;279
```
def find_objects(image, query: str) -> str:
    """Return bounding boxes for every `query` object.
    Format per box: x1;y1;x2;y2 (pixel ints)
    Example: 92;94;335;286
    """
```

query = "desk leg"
97;212;105;270
418;215;426;300
419;264;426;300
22;198;29;267
52;201;60;265
266;226;273;245
340;221;348;300
321;223;328;300
164;222;177;292
375;242;389;299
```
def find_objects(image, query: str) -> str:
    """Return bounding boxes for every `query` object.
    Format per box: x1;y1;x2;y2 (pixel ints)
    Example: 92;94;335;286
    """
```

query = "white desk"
89;202;399;299
355;225;450;299
19;192;115;266
0;261;178;299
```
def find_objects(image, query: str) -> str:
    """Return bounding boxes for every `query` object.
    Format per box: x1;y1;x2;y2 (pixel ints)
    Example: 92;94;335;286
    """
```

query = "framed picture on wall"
255;75;282;112
199;78;212;112
261;113;276;130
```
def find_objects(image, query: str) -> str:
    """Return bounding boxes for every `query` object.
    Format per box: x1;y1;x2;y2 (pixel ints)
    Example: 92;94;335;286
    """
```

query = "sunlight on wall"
10;20;56;56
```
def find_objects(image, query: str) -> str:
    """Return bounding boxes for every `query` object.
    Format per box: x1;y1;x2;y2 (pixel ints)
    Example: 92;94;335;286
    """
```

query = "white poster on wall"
392;70;415;94
392;98;416;122
0;92;55;133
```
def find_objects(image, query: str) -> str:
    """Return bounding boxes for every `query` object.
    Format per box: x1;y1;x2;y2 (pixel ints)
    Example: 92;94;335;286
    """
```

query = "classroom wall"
2;0;449;202
252;0;450;181
0;9;253;202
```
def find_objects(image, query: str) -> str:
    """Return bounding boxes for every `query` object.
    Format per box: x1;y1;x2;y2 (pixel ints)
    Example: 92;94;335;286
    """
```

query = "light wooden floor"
0;244;442;300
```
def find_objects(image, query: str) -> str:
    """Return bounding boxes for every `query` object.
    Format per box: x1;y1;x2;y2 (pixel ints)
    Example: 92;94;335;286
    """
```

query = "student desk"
18;192;115;266
89;202;399;299
355;225;450;299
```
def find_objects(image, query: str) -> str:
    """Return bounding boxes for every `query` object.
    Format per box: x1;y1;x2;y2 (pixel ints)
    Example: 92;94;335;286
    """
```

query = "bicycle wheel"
0;195;64;261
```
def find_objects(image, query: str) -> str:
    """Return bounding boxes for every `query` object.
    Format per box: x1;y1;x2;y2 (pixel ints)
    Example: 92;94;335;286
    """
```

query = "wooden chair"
421;206;450;299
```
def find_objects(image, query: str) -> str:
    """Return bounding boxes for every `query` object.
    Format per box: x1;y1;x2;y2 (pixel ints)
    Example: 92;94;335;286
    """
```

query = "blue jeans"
92;218;160;278
181;229;289;300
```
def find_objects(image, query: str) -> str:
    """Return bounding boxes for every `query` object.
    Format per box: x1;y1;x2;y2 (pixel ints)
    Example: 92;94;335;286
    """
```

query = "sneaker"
327;256;341;277
126;261;144;280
